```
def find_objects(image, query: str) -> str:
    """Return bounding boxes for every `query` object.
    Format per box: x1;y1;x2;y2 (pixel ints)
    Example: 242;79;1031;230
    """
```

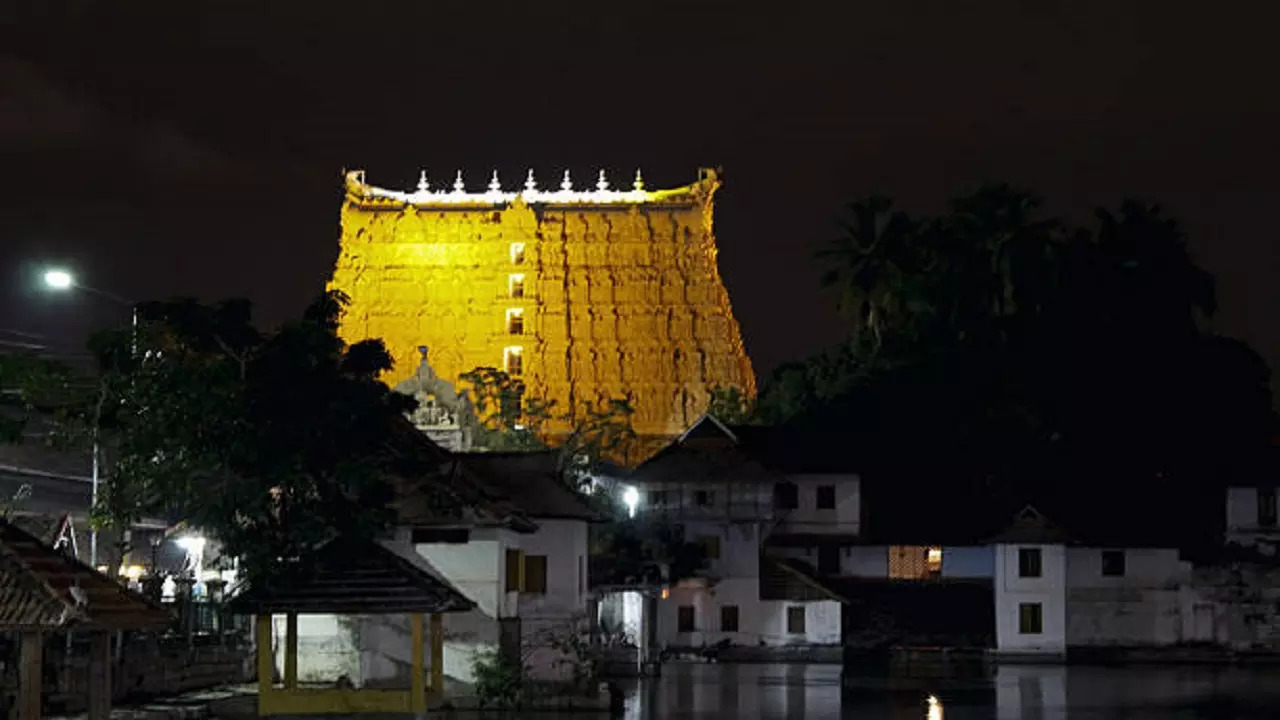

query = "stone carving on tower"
329;167;756;453
393;346;478;452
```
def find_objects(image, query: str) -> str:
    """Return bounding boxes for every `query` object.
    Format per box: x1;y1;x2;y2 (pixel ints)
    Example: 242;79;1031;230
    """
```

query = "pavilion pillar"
87;631;112;720
18;631;43;720
410;614;427;716
284;613;298;689
255;614;273;709
430;612;444;695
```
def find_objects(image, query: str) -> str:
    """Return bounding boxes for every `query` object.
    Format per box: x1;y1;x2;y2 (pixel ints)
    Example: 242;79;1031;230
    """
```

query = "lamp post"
42;269;137;567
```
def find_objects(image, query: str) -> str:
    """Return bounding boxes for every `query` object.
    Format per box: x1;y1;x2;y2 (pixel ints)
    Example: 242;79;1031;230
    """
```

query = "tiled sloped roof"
0;519;172;630
458;451;605;522
226;535;475;616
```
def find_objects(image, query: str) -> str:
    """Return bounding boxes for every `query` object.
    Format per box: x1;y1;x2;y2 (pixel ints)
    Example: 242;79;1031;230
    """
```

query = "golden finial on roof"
488;170;501;193
561;170;573;191
596;169;609;192
417;171;429;192
633;169;645;191
452;171;465;193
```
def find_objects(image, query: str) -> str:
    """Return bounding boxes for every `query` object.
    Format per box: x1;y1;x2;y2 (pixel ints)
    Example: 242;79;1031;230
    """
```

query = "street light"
41;267;137;567
43;270;73;290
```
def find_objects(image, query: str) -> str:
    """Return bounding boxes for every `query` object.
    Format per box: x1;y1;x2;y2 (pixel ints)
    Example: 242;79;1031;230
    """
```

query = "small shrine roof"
0;519;172;631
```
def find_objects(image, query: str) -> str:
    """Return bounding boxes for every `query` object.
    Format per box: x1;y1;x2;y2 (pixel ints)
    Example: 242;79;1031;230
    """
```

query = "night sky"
2;2;1278;390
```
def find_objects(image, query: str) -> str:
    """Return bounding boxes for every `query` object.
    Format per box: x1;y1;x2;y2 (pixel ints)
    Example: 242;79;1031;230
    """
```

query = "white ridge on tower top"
350;168;701;206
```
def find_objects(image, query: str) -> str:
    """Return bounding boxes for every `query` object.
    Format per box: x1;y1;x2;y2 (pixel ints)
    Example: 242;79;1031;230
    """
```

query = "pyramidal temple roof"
344;168;717;208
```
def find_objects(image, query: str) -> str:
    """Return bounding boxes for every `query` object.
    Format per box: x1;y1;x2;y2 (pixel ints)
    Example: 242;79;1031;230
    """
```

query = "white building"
623;415;856;650
358;451;600;686
1224;483;1279;555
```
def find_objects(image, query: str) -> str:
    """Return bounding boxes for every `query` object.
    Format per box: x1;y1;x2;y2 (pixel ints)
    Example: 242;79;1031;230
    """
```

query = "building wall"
1225;486;1280;553
1063;547;1187;647
993;543;1067;656
682;519;761;580
329;170;756;437
842;546;888;577
942;546;994;578
774;474;861;536
657;579;841;648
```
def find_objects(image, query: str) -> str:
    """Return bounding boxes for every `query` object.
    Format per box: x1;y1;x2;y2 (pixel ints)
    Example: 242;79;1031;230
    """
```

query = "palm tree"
815;196;920;349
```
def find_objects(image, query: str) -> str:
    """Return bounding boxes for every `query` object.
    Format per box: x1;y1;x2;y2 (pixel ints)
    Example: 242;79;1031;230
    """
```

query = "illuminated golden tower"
328;168;756;441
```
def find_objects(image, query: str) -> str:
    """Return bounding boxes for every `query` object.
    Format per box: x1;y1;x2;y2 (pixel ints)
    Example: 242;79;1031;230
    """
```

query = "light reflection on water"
606;663;1280;720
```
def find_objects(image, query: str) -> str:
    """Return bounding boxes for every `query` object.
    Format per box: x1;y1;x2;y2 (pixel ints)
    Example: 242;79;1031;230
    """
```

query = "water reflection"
611;663;1280;719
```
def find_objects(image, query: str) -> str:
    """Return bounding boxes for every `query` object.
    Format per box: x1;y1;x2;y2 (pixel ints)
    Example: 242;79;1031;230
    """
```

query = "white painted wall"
656;579;841;647
681;520;760;580
842;546;888;577
509;518;591;681
271;614;360;684
993;543;1067;656
1063;548;1188;647
775;473;860;536
1225;486;1280;553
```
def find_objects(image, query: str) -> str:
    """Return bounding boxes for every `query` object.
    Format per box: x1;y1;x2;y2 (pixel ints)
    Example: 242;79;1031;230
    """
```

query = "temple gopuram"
328;168;755;454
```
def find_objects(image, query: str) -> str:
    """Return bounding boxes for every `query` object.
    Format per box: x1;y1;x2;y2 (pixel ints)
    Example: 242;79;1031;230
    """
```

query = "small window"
786;606;806;634
1018;602;1043;634
677;605;695;633
523;555;547;594
694;490;714;507
816;485;836;510
411;527;471;544
699;535;721;559
773;482;799;510
509;274;525;299
510;243;526;265
720;605;740;632
506;309;524;335
1258;488;1278;528
504;346;523;376
1018;547;1042;578
926;547;943;575
648;490;667;506
504;548;523;592
1101;550;1126;577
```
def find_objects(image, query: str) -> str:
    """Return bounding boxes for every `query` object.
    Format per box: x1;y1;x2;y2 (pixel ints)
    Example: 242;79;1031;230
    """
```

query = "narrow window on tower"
506;308;524;335
510;243;526;265
509;274;525;299
504;346;524;376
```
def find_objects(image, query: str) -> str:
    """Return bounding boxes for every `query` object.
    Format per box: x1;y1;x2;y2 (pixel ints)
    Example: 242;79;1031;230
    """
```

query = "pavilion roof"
226;535;475;616
0;519;172;631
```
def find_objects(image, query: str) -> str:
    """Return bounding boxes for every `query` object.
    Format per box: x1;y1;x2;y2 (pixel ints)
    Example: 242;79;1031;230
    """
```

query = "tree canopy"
757;185;1275;544
74;291;437;584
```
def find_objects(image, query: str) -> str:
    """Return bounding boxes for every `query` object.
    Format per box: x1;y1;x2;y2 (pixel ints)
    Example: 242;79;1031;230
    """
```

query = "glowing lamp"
622;486;640;518
44;270;74;290
176;535;206;553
